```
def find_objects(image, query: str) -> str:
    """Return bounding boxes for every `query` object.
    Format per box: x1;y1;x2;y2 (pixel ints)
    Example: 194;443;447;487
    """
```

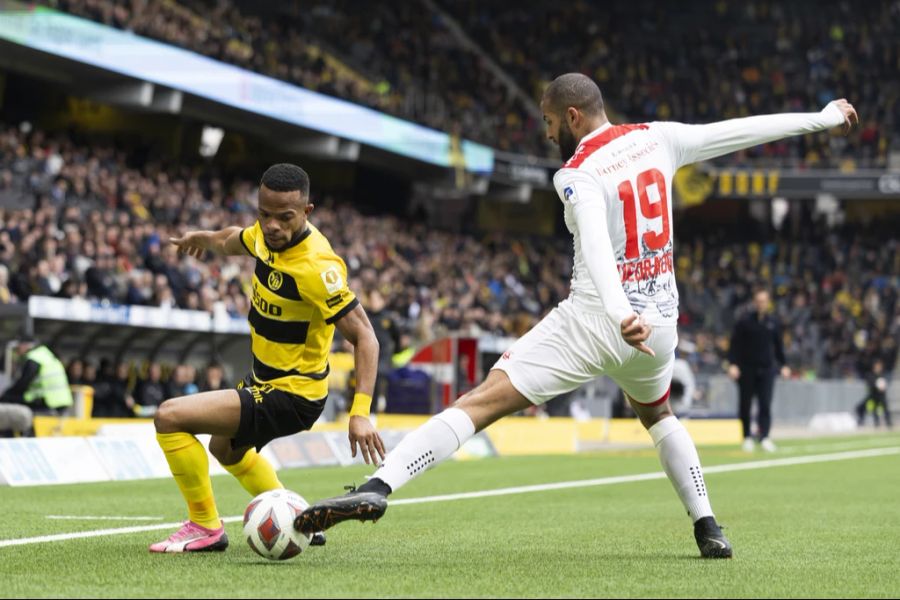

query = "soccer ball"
242;489;311;560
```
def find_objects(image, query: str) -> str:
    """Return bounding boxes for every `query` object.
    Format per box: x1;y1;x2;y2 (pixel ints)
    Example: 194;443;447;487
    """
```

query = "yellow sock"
156;432;220;530
223;448;283;496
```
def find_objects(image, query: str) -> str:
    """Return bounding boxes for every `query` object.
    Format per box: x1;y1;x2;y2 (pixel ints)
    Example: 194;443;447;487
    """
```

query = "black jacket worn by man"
727;311;786;371
728;310;786;442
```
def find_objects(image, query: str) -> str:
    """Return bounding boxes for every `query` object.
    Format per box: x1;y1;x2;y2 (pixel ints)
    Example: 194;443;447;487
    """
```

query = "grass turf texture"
1;433;898;598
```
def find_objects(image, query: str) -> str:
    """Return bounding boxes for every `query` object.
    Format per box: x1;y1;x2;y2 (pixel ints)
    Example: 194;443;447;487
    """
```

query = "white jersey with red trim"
552;103;846;327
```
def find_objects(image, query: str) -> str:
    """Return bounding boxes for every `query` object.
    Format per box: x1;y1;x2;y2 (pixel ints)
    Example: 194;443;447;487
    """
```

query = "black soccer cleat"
693;516;733;559
294;486;388;534
309;532;326;547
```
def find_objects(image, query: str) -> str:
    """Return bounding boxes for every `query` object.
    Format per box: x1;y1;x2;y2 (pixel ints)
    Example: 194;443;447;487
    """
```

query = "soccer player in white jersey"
296;73;858;558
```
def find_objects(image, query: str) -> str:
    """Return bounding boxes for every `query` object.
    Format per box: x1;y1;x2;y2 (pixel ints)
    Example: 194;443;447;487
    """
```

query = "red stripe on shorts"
634;387;670;407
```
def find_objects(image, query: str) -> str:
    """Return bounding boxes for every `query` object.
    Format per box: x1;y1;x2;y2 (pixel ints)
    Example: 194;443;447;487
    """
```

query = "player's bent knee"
153;398;184;433
209;436;245;465
627;396;674;430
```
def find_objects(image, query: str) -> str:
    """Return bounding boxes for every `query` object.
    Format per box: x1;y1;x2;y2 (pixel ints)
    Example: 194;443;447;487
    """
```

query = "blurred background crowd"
45;0;899;166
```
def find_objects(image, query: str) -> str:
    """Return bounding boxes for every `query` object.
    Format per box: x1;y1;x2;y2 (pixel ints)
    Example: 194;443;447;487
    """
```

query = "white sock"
648;416;714;522
373;407;475;493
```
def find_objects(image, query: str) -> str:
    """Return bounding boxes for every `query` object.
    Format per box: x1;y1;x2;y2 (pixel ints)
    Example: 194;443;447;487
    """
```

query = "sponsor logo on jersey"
252;282;283;316
320;267;343;294
563;185;577;203
325;293;344;308
618;250;674;283
267;270;283;291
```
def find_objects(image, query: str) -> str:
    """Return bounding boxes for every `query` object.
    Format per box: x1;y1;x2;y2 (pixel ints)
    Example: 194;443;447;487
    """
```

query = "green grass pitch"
1;433;898;598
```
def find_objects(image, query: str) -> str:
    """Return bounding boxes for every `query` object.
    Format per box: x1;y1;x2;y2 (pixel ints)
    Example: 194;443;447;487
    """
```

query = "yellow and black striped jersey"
239;221;357;399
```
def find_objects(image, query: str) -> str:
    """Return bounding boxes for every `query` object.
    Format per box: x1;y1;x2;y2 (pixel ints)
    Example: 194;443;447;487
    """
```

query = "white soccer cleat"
760;438;777;453
741;437;755;453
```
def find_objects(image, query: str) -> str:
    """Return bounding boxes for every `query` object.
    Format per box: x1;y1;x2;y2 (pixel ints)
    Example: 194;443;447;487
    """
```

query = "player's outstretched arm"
661;99;858;167
334;303;386;465
169;226;248;258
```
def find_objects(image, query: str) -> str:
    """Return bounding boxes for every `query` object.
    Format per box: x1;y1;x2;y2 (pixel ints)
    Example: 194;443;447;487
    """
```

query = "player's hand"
348;415;386;465
728;364;741;380
620;314;654;357
780;365;791;378
169;231;208;259
829;99;858;135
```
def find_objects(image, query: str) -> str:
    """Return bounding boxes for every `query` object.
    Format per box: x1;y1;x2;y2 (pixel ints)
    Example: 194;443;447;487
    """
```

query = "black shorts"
232;375;326;451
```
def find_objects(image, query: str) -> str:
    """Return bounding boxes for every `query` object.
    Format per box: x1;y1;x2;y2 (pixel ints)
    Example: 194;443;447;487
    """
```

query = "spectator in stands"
855;359;892;429
92;360;136;418
0;264;12;304
82;360;98;388
183;365;199;396
727;288;791;453
366;290;400;413
166;364;199;398
134;362;166;415
199;363;229;392
0;337;73;416
66;357;86;385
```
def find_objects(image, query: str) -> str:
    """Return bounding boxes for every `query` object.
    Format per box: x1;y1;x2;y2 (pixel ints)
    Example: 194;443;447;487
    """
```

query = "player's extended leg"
149;390;241;553
294;369;531;533
627;393;733;559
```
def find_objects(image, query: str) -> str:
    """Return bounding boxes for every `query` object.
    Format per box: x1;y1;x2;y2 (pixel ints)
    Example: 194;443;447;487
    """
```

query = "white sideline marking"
779;438;900;454
1;446;897;549
391;446;900;505
46;516;164;521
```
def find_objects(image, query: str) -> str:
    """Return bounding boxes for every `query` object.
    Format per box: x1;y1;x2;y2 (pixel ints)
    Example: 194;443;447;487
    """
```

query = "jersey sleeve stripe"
239;228;254;256
324;297;360;325
248;307;310;344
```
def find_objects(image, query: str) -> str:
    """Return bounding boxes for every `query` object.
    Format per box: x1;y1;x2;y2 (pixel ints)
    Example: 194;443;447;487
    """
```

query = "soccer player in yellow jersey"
149;163;385;553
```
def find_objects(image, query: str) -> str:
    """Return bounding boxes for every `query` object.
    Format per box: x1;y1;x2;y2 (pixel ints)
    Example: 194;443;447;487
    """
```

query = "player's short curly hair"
261;163;310;196
543;73;604;117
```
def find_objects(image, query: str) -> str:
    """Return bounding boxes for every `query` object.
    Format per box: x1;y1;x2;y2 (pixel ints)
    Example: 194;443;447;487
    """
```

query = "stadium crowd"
64;356;228;417
1;122;898;381
440;0;898;167
40;0;899;166
45;0;535;157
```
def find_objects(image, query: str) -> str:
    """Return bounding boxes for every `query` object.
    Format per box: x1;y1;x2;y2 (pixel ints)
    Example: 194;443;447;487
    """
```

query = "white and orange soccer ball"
242;489;311;560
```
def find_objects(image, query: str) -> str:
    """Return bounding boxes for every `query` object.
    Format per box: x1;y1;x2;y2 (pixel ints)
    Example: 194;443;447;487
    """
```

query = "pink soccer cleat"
149;520;229;553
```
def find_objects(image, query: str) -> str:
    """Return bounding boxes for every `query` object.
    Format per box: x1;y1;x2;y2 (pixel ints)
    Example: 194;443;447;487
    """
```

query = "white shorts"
492;298;677;406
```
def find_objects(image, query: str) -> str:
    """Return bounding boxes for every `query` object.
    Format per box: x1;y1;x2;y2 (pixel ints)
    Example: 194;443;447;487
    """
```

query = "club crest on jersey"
321;267;343;294
267;270;283;291
563;185;577;203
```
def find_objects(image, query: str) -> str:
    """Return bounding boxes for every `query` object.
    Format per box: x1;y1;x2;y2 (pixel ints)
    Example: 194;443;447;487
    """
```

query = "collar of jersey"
579;121;613;144
265;226;311;253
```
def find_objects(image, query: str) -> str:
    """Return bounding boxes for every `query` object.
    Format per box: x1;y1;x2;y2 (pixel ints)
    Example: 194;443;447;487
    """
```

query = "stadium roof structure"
0;297;249;366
